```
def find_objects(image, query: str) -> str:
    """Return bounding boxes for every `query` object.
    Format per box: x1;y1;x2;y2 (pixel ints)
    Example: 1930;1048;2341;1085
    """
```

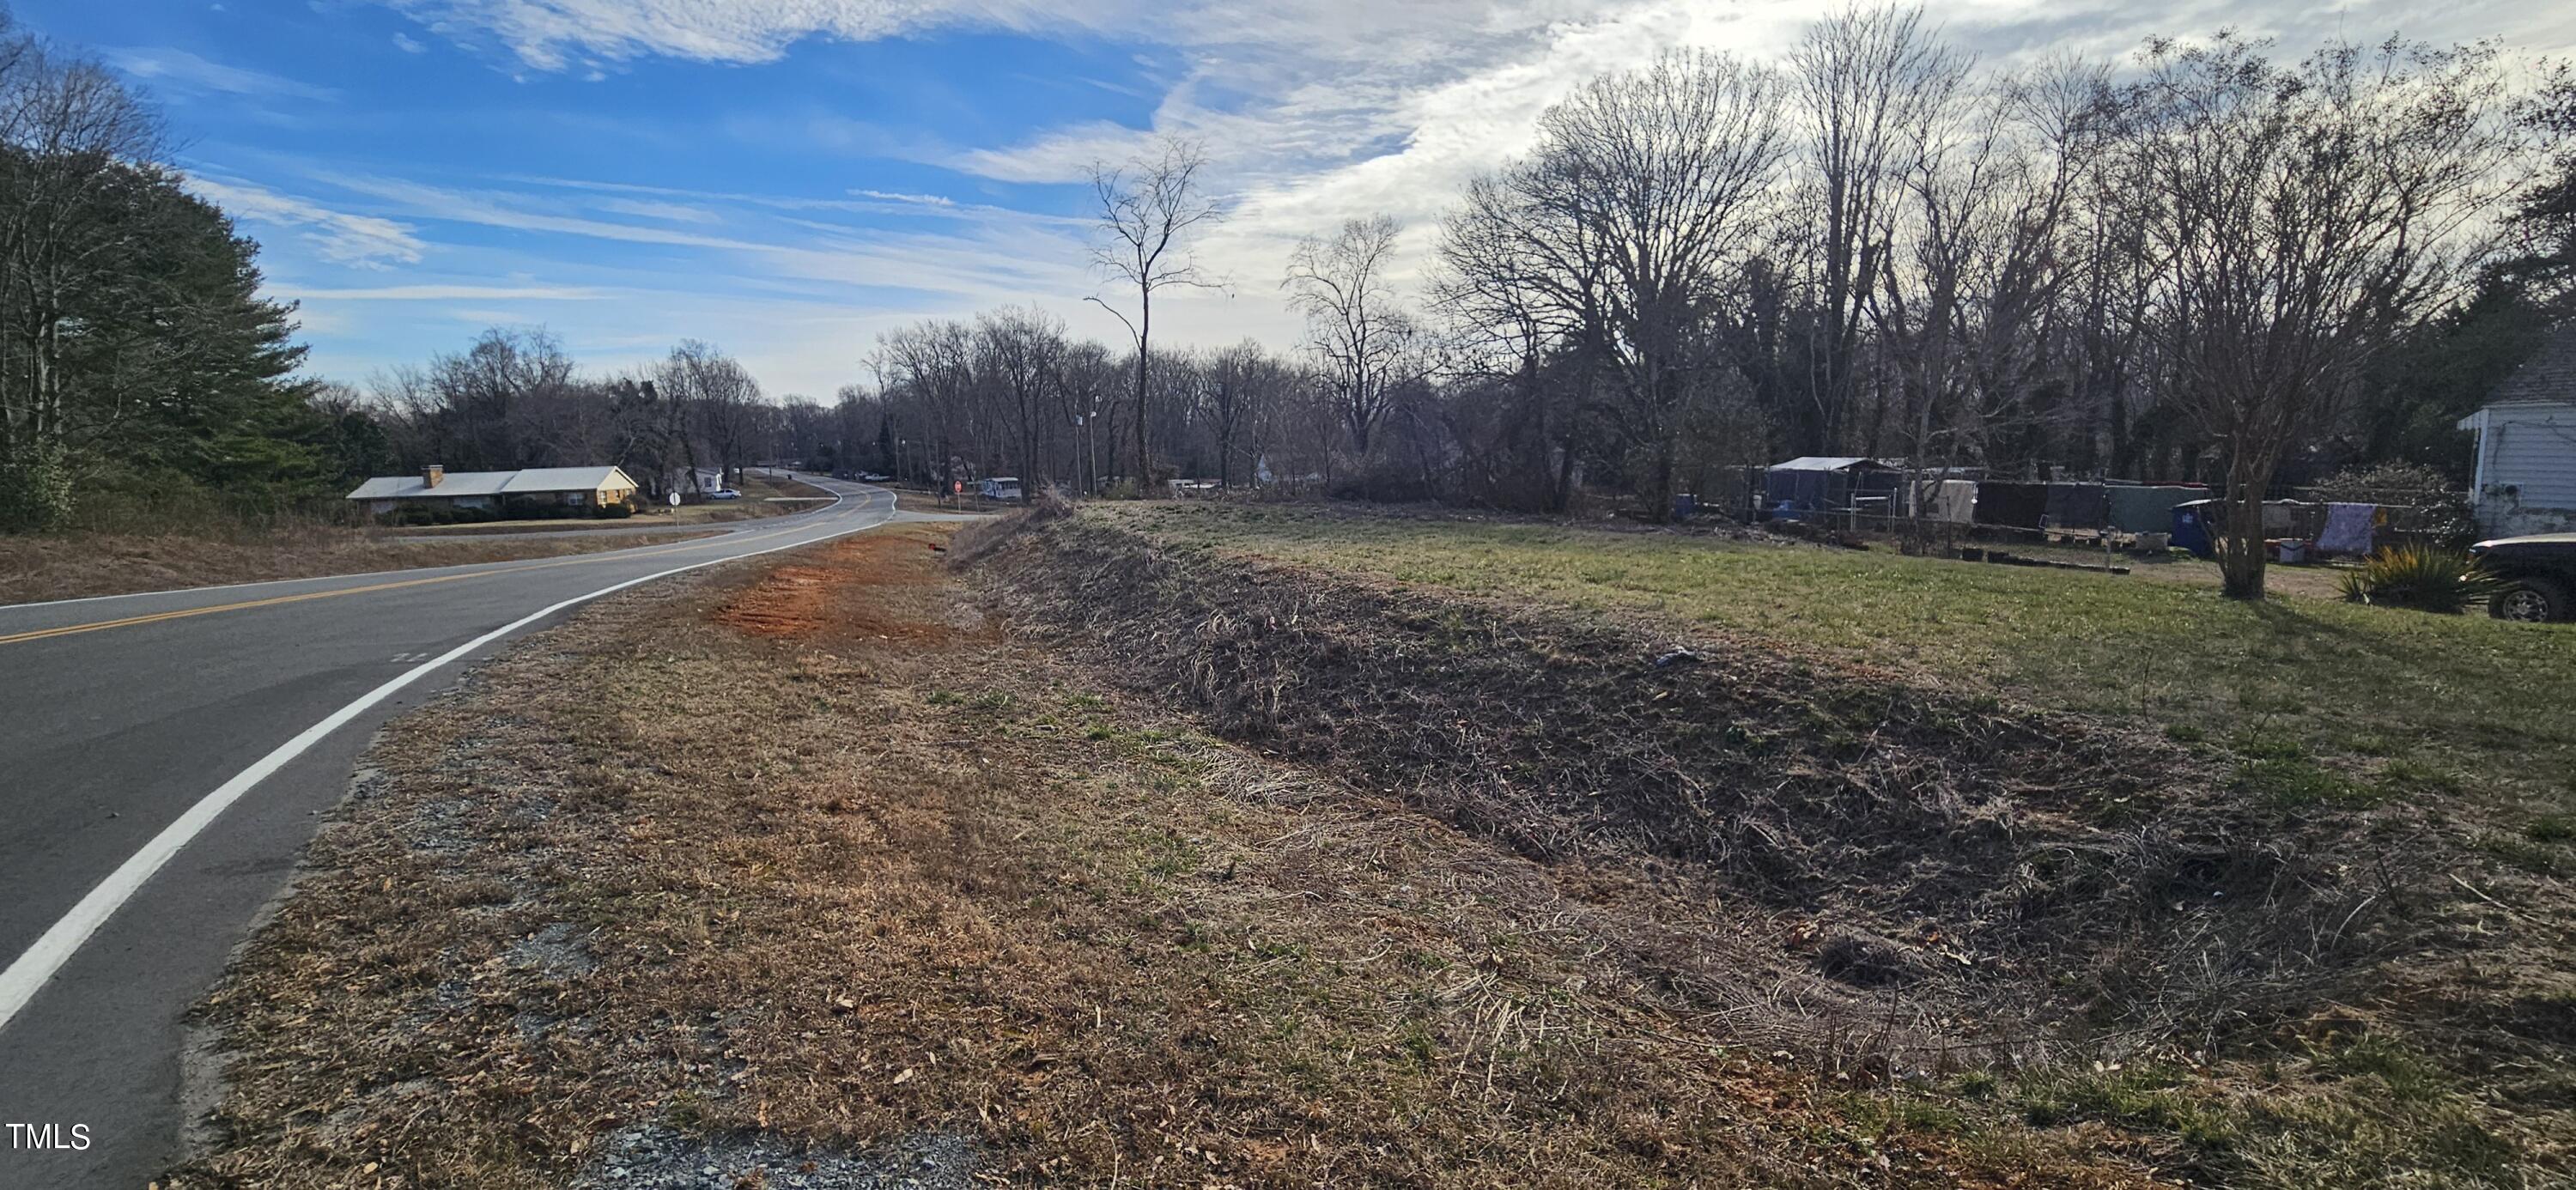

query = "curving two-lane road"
0;477;901;1187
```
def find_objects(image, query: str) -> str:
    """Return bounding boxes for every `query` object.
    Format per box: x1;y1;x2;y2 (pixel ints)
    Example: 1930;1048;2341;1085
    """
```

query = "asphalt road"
0;477;903;1187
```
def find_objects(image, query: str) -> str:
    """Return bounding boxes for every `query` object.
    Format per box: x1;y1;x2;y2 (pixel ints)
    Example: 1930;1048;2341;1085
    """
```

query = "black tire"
2490;576;2573;623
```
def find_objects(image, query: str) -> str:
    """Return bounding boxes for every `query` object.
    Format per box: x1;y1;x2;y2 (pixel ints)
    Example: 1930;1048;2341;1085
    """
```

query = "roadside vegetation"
0;474;829;606
0;522;721;606
175;506;2576;1187
170;524;2160;1187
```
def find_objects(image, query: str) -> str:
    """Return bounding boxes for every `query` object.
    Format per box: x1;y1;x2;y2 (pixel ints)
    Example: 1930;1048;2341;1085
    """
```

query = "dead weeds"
954;507;2573;1187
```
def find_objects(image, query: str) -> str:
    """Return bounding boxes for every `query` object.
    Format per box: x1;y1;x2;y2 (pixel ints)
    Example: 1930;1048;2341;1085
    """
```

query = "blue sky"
16;0;2576;398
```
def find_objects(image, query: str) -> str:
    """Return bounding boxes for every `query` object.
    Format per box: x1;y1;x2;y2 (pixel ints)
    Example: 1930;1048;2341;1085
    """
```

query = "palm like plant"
2337;545;2504;614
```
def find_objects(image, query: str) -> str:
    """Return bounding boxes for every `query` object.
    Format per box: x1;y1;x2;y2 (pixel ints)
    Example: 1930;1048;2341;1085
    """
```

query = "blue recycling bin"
2171;500;2215;557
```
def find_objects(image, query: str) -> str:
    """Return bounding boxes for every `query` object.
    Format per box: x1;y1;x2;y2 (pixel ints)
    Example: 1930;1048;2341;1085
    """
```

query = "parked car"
2472;532;2576;622
708;488;742;501
976;477;1024;501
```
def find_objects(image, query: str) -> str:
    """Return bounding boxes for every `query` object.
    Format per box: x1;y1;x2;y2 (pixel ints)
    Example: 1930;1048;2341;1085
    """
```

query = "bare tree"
655;340;762;487
1086;135;1222;489
1875;58;2103;525
1789;4;1969;455
1206;339;1293;489
1285;216;1425;457
2113;34;2530;598
974;306;1071;485
1477;50;1790;520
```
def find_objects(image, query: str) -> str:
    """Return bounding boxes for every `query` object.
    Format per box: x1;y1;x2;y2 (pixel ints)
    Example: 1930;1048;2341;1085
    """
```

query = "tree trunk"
2215;447;2276;601
1132;293;1151;492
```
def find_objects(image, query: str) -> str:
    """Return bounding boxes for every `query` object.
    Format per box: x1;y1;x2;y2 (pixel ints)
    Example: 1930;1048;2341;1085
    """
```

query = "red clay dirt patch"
713;532;977;644
714;563;835;636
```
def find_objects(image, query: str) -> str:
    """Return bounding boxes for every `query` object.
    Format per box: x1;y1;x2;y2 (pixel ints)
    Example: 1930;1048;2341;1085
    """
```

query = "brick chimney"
422;464;445;488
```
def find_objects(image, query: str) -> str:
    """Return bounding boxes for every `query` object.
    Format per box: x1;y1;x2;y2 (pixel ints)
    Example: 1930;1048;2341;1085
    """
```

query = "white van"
977;477;1024;501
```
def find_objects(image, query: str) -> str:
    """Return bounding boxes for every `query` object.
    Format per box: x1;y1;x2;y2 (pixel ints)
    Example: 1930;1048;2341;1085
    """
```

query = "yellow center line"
0;512;854;648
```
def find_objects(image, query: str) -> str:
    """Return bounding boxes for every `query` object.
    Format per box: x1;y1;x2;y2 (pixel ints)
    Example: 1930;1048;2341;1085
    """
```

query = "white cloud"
392;33;429;53
105;46;339;100
592;196;723;224
378;0;1105;70
278;283;611;300
850;188;956;208
184;175;427;268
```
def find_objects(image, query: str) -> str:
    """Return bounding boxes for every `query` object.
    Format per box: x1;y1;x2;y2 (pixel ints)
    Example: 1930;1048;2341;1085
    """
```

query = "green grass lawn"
1109;503;2576;834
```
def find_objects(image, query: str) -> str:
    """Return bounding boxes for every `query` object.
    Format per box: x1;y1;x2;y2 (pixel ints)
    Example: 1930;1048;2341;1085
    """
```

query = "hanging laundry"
2317;502;2378;556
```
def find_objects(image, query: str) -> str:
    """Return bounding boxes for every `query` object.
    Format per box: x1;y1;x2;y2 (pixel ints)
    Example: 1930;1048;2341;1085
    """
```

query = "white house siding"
2464;400;2576;536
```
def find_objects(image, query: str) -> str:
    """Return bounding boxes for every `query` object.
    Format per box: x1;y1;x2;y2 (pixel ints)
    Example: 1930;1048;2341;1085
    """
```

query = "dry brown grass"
0;525;720;605
166;521;2154;1189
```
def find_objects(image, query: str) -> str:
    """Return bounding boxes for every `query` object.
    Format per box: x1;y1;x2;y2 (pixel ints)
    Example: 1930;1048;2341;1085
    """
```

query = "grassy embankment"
0;525;721;606
1064;501;2576;1185
0;474;833;605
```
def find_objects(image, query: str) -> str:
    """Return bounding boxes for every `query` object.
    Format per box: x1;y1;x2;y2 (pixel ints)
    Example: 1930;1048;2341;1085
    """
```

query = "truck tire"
2490;577;2573;622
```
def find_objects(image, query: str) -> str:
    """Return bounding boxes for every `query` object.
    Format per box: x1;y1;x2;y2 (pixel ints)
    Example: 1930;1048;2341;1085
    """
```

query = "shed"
2458;326;2576;537
347;465;641;518
1763;457;1903;520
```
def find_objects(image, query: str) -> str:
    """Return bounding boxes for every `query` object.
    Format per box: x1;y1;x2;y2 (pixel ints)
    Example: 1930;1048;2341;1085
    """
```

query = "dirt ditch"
961;507;2430;1076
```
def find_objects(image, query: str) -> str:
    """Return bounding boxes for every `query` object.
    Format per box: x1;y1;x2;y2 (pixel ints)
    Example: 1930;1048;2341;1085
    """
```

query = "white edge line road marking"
0;477;874;614
0;501;884;1034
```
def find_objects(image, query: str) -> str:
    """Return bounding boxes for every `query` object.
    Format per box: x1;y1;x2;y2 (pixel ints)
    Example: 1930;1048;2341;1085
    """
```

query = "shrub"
2337;545;2501;614
0;441;76;533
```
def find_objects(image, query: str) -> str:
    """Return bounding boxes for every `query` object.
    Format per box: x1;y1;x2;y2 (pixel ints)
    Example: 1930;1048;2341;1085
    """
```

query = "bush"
0;442;76;533
2338;544;2502;614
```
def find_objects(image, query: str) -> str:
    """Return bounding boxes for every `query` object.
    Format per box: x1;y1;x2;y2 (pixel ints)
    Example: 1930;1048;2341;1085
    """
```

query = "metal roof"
347;465;635;501
1769;456;1899;472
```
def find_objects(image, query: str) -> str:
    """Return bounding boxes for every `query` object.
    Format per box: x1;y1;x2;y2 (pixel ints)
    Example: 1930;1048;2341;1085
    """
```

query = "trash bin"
2171;500;2215;558
1672;492;1697;520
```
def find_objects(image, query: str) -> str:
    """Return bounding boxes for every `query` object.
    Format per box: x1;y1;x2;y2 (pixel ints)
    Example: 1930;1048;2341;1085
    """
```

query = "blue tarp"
2172;500;2217;557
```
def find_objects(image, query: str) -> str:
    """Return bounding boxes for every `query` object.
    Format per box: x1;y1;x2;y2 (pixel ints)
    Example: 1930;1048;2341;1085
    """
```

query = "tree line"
360;329;783;501
864;10;2574;600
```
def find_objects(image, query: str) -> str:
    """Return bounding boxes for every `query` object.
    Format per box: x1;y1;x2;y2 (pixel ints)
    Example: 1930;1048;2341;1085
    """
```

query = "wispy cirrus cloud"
592;196;724;224
376;0;1111;70
183;174;426;268
106;46;339;101
276;283;611;301
850;188;955;208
